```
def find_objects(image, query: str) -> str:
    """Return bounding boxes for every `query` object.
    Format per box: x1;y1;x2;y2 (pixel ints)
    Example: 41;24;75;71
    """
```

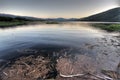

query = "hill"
0;13;44;21
79;7;120;22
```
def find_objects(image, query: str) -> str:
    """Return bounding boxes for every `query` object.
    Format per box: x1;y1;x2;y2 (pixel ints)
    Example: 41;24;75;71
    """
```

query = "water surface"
0;22;119;70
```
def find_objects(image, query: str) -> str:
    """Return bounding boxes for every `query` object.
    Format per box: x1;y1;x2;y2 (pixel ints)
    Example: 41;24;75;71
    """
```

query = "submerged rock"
0;55;57;80
0;59;7;68
101;63;120;80
117;63;120;74
0;53;119;80
56;55;101;80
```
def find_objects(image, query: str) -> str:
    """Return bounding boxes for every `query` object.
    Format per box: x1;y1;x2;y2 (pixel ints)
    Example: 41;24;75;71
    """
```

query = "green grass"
0;21;59;28
46;21;59;24
0;21;28;27
92;24;120;32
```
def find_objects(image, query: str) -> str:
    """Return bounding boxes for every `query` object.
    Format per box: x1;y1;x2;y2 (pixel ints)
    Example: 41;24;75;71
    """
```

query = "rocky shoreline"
0;53;120;80
0;34;120;80
0;55;57;80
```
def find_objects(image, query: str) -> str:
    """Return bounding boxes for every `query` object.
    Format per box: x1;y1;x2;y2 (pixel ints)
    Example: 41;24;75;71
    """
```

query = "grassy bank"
0;21;59;28
92;24;120;32
0;21;29;27
46;21;59;24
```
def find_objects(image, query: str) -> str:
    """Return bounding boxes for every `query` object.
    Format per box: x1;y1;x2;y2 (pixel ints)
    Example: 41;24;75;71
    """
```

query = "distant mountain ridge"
45;18;76;21
0;13;44;21
0;7;120;22
79;7;120;22
0;13;76;21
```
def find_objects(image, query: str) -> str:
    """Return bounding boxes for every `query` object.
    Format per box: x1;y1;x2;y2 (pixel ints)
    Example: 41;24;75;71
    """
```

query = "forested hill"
0;14;43;21
79;7;120;22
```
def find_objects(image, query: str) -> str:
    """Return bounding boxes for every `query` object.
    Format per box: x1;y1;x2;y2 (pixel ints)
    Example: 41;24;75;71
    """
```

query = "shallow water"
0;22;119;71
0;22;101;57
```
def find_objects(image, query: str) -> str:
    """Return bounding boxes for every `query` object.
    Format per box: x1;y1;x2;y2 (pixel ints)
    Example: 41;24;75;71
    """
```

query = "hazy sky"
0;0;119;18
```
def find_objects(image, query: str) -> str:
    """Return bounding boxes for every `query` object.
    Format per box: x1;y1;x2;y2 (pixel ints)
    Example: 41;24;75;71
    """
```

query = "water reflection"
0;22;119;74
0;22;117;59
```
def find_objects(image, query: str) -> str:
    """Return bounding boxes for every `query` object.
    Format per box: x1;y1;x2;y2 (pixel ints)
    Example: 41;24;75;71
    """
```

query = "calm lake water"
0;22;101;57
0;22;119;70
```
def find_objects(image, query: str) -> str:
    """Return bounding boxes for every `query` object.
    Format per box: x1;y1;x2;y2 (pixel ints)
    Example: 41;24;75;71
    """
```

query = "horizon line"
0;6;119;19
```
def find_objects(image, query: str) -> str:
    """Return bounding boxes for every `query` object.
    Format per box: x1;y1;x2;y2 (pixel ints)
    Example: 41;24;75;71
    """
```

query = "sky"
0;0;119;18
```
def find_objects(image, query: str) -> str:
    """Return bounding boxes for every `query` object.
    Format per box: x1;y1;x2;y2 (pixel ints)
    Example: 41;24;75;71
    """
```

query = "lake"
0;22;119;71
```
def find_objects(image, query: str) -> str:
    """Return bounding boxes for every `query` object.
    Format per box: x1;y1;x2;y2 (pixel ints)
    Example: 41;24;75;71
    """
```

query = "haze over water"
0;22;119;77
